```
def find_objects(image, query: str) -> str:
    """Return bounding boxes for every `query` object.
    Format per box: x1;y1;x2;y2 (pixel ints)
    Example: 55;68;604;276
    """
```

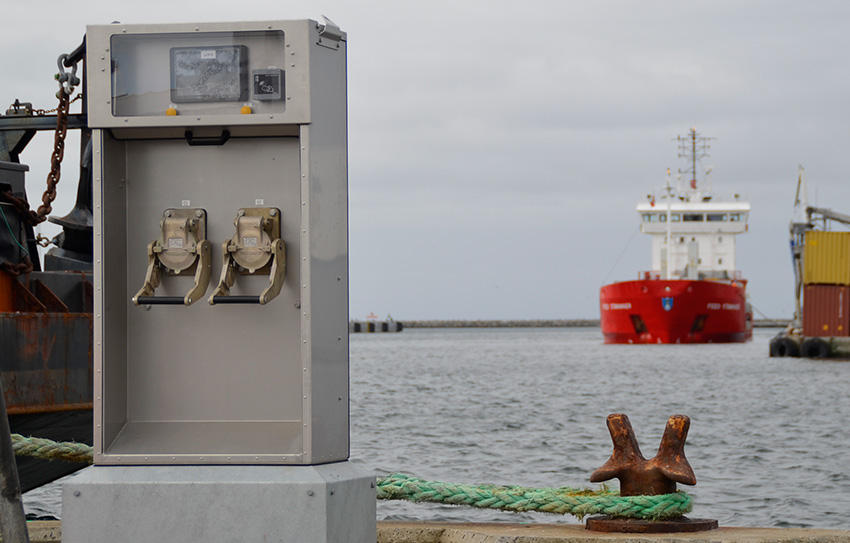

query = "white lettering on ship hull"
602;303;632;310
707;302;741;310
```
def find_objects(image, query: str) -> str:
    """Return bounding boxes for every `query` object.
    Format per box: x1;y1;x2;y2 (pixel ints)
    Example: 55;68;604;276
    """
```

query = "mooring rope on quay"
11;432;850;543
11;433;691;521
374;473;691;520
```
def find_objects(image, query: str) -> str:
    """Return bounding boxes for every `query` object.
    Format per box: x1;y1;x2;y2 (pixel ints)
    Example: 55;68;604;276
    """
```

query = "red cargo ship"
600;129;753;344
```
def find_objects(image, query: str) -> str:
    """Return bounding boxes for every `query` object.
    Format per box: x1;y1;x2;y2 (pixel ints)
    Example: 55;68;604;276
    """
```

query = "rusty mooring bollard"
586;413;718;533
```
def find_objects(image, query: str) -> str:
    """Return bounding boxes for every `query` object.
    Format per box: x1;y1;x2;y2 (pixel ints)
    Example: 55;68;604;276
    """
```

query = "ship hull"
600;279;752;344
1;271;94;493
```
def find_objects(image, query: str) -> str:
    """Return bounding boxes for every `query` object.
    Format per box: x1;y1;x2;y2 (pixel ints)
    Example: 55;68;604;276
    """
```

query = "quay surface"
17;521;850;543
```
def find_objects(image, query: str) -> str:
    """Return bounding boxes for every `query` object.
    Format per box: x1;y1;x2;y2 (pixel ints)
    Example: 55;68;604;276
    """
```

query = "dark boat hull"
600;278;753;344
1;271;94;492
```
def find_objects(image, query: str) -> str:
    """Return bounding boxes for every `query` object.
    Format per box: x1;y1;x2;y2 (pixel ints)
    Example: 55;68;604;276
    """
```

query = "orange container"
802;284;850;337
804;231;850;285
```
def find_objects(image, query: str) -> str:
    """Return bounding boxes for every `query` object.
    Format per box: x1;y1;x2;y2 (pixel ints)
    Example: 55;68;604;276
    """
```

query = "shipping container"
802;284;850;337
804;231;850;285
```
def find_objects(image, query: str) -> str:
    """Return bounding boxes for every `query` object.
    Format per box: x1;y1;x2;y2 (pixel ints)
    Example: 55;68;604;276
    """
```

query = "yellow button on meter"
240;105;253;115
165;107;177;116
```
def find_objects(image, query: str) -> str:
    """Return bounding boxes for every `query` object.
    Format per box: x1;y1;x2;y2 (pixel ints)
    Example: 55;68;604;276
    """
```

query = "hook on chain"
55;54;81;98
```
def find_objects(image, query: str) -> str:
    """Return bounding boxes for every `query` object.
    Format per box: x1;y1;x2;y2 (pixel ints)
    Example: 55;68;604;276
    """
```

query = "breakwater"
404;319;599;328
403;319;789;328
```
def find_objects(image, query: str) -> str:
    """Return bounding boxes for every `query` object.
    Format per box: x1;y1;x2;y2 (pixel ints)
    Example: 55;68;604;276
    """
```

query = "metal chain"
0;48;83;277
0;89;72;227
37;90;70;220
0;257;34;276
28;93;82;116
35;234;55;248
1;52;81;276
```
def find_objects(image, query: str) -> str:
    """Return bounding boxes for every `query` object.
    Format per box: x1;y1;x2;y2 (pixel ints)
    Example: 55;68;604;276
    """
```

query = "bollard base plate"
586;516;719;533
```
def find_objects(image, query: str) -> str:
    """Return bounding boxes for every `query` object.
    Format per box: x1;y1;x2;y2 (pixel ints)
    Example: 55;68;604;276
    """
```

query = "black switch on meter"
253;69;284;101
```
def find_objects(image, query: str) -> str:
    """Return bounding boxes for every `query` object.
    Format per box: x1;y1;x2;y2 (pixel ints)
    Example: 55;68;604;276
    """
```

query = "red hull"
600;279;752;344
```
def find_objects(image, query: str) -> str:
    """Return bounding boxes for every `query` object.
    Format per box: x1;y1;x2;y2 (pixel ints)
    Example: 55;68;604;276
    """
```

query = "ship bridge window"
683;213;704;222
643;213;672;222
729;213;742;222
707;213;727;221
655;214;680;222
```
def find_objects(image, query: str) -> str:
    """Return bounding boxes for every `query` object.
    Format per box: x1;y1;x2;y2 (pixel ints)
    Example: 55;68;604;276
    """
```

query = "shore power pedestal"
62;19;375;543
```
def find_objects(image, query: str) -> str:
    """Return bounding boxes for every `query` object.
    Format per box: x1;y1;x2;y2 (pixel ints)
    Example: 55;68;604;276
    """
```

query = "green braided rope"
376;473;692;520
11;434;93;464
9;436;692;520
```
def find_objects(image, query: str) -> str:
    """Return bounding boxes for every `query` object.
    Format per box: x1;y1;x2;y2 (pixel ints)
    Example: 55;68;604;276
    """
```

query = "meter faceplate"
170;46;249;103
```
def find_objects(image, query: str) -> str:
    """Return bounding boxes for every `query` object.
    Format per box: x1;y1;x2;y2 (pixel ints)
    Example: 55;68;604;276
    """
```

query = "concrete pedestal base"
61;462;375;543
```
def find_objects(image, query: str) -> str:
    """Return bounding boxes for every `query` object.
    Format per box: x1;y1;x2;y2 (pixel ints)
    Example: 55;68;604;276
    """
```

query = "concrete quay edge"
376;522;850;543
15;520;850;543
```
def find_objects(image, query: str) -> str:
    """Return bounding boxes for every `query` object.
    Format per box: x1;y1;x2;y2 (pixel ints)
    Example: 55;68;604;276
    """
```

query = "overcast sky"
4;1;850;320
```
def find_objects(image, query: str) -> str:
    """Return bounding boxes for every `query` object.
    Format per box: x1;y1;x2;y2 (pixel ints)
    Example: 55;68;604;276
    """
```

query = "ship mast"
676;128;714;196
665;170;673;280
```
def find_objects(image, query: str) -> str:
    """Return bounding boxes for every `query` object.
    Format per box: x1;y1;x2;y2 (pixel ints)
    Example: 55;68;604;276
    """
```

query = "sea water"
23;327;850;529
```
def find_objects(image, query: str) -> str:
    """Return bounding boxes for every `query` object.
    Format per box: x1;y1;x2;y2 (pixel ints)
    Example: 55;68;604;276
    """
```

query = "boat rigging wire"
0;205;29;257
749;301;771;320
601;224;641;286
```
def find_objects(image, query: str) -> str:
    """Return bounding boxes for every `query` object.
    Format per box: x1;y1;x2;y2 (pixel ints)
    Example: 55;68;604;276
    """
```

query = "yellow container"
804;231;850;285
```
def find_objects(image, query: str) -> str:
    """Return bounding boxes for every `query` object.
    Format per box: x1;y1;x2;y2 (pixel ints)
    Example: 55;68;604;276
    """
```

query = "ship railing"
638;270;743;281
639;271;662;280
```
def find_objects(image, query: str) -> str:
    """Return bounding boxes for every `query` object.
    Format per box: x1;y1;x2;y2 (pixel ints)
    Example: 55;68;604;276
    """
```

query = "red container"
802;284;850;337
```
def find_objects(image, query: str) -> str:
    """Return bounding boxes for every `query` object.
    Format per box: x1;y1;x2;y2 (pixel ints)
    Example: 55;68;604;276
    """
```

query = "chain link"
35;234;56;248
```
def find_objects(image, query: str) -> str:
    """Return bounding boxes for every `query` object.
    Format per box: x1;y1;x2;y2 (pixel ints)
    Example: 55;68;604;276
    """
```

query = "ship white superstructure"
636;198;750;280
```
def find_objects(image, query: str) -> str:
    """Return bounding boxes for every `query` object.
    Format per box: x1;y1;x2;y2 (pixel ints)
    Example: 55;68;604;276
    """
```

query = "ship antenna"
676;128;714;196
665;169;673;280
691;129;697;187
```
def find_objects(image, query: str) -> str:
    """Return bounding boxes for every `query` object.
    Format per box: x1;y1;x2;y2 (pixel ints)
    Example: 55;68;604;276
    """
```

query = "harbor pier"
15;520;850;543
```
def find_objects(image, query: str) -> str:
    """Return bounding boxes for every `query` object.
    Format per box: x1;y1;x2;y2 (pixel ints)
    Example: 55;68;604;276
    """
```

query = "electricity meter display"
170;46;249;103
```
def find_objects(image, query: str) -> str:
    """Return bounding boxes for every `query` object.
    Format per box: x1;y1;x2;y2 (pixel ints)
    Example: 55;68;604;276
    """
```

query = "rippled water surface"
349;327;850;529
25;327;850;529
